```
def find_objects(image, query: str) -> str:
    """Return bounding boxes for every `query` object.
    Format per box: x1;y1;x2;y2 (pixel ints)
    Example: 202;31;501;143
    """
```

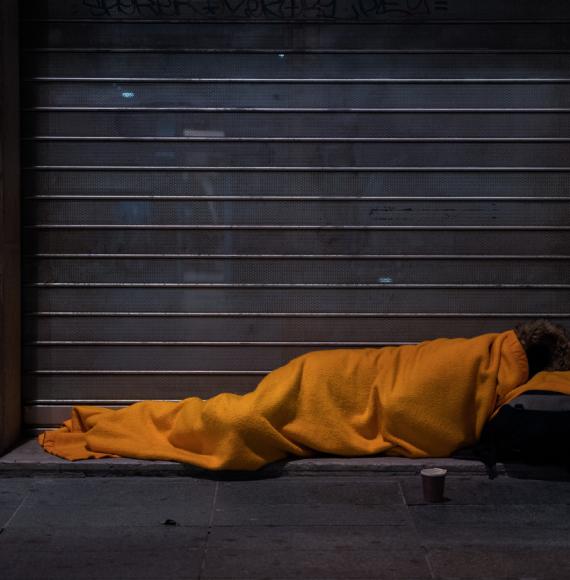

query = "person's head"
514;319;570;378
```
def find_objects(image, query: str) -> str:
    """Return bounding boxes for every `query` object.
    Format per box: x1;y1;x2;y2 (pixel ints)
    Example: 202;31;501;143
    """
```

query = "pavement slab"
428;546;570;578
0;546;204;580
0;525;209;551
0;479;35;527
213;477;411;526
211;501;411;526
215;477;405;505
410;504;570;548
7;477;217;528
400;475;570;506
201;547;431;579
207;524;421;551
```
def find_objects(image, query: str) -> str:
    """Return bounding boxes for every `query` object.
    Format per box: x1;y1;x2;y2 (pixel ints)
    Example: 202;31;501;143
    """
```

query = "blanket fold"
39;330;539;470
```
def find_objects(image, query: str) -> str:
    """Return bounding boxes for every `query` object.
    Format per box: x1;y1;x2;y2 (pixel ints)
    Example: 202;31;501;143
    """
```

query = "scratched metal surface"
20;0;570;425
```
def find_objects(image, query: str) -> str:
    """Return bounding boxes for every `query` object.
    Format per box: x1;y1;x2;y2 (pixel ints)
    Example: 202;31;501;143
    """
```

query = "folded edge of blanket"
38;407;119;460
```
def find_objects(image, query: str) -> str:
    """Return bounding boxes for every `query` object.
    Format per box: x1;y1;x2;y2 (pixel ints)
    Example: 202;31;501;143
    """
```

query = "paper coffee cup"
420;467;447;502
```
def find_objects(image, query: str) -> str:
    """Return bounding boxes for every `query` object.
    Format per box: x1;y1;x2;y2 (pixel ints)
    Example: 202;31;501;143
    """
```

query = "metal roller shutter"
21;0;570;429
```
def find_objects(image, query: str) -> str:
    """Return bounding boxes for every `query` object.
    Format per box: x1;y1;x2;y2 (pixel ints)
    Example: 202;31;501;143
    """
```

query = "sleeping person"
38;320;570;472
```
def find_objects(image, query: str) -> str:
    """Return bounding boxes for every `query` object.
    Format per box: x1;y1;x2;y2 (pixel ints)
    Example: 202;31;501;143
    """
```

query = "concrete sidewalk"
2;441;570;579
2;472;570;579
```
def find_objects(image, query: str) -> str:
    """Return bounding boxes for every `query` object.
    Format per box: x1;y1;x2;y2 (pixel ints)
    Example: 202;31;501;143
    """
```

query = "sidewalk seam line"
199;480;219;580
399;479;437;579
2;491;32;529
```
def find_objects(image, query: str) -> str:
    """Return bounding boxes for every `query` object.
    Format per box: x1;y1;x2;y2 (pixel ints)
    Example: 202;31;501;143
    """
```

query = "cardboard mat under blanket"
38;330;570;470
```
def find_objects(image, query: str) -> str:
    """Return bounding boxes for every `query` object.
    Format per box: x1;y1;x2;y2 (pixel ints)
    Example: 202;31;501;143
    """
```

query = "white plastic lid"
420;468;448;477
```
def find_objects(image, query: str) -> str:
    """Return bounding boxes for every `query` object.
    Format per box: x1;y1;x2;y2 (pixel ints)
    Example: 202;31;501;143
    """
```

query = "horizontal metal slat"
26;137;570;142
25;253;570;257
21;81;570;109
25;166;570;172
23;344;346;371
23;258;570;285
23;137;570;143
23;199;570;227
23;53;570;79
19;0;570;21
26;49;570;54
26;284;570;289
20;22;570;50
23;141;570;168
27;225;570;230
24;406;122;426
23;309;570;320
29;341;414;346
21;111;570;138
27;196;570;201
30;369;267;374
24;287;570;314
25;79;570;84
23;314;555;343
26;312;570;318
23;229;570;256
23;374;263;404
21;169;570;196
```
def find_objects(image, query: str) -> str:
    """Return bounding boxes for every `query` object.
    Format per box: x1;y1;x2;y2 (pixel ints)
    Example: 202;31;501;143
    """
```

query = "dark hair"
514;319;570;378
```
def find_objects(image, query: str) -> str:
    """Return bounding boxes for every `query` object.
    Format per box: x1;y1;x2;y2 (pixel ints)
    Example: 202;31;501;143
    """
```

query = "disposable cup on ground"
420;467;447;502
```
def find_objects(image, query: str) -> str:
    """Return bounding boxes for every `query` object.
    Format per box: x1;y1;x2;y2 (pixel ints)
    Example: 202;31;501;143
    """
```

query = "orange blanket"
39;329;560;471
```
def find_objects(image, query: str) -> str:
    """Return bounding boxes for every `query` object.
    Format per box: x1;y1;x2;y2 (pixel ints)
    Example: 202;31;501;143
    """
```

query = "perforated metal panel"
21;0;570;428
